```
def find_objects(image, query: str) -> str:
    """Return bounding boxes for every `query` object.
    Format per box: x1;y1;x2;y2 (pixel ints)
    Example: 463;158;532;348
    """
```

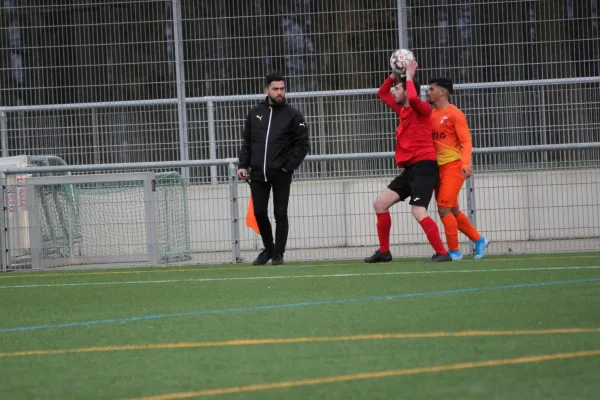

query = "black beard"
269;95;285;106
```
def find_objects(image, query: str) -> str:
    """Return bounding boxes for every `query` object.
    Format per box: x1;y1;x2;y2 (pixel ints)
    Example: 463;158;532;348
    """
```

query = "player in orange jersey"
427;77;489;260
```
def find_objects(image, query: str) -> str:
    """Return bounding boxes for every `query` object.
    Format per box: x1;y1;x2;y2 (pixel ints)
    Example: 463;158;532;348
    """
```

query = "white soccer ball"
389;49;415;75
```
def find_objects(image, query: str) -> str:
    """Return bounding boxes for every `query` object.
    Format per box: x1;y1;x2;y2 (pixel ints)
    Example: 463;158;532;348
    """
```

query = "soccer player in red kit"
364;60;451;263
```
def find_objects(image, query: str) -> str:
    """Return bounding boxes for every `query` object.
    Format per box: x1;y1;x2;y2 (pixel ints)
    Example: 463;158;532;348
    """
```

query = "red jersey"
377;77;437;168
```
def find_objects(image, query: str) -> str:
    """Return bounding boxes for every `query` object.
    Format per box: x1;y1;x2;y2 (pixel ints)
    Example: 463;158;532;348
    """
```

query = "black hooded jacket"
238;98;310;182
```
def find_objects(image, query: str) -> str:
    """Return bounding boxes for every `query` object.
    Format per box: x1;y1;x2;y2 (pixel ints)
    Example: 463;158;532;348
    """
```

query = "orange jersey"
431;105;473;168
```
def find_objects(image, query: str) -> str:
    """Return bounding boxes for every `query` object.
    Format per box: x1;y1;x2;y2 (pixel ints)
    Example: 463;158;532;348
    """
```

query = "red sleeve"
406;80;432;116
377;77;403;116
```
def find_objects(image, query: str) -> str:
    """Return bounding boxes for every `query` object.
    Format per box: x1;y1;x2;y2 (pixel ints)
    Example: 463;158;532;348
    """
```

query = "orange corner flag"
246;196;260;234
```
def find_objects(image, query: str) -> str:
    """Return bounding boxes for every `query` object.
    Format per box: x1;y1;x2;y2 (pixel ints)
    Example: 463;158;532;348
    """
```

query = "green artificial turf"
0;252;599;399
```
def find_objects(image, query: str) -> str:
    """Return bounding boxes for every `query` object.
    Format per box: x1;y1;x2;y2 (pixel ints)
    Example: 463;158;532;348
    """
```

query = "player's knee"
373;198;389;214
451;206;460;217
412;206;428;222
438;206;452;218
374;189;400;213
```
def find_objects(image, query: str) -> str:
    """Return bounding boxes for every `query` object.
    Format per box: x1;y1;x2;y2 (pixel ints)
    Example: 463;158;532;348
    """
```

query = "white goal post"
17;170;191;270
0;155;194;271
27;172;158;268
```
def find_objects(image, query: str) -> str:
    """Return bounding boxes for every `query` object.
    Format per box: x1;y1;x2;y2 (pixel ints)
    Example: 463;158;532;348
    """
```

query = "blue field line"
1;277;599;333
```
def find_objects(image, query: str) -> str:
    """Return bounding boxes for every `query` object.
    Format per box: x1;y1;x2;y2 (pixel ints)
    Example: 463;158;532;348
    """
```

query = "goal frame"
26;172;159;269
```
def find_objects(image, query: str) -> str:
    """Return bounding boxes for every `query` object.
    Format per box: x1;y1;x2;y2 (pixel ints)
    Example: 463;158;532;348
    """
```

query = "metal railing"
2;76;599;183
2;142;599;271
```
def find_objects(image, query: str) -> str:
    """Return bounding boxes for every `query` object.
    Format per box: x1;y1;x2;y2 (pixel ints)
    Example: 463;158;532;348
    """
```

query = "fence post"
465;161;477;255
228;162;242;263
539;87;548;164
1;111;8;158
91;108;101;164
207;101;218;184
317;97;327;176
397;0;408;48
0;177;6;272
172;0;190;181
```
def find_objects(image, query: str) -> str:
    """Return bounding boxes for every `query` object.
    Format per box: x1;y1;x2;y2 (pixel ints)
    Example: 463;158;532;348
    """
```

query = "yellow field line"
128;349;600;399
1;254;599;280
2;328;599;358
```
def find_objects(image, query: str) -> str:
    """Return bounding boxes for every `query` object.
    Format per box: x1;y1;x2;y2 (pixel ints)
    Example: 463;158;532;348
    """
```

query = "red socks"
377;212;447;255
419;216;448;255
376;212;392;252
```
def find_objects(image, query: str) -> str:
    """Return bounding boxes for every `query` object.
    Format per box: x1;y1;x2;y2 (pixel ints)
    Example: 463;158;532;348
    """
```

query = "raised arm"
406;79;431;116
377;75;404;115
404;59;431;116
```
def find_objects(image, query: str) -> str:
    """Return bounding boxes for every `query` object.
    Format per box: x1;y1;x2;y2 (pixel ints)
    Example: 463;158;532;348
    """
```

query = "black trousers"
250;170;293;255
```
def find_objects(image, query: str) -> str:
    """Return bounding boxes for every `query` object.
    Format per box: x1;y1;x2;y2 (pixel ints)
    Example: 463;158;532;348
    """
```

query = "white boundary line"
1;266;599;289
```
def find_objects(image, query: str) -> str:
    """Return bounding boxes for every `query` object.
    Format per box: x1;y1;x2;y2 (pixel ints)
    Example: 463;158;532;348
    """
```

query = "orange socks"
441;214;459;251
455;212;481;242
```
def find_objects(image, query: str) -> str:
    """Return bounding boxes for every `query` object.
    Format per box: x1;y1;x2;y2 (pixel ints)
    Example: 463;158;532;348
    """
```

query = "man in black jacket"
237;72;310;265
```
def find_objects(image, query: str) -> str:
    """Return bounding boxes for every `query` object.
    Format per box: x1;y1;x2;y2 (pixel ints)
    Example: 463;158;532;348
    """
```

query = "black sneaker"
252;249;273;265
272;253;284;265
364;250;392;263
428;253;452;262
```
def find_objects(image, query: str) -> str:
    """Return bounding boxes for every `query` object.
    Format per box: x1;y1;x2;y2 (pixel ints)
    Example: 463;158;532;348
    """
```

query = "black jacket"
238;98;310;182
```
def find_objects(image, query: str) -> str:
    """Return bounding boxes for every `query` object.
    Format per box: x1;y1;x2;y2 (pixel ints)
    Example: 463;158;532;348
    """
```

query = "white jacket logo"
257;115;263;121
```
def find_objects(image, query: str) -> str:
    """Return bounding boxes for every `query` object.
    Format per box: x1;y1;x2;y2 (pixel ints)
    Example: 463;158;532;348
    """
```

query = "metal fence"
0;1;599;270
1;144;599;271
1;1;599;179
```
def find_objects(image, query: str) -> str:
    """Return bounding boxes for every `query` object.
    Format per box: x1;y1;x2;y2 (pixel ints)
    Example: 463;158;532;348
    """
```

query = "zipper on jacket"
263;106;274;181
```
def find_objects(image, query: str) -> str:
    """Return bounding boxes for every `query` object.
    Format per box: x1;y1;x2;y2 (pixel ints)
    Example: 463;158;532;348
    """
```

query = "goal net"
1;156;191;269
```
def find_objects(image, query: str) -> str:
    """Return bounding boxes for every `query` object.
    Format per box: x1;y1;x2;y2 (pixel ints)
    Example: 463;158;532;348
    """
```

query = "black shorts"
387;160;439;209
